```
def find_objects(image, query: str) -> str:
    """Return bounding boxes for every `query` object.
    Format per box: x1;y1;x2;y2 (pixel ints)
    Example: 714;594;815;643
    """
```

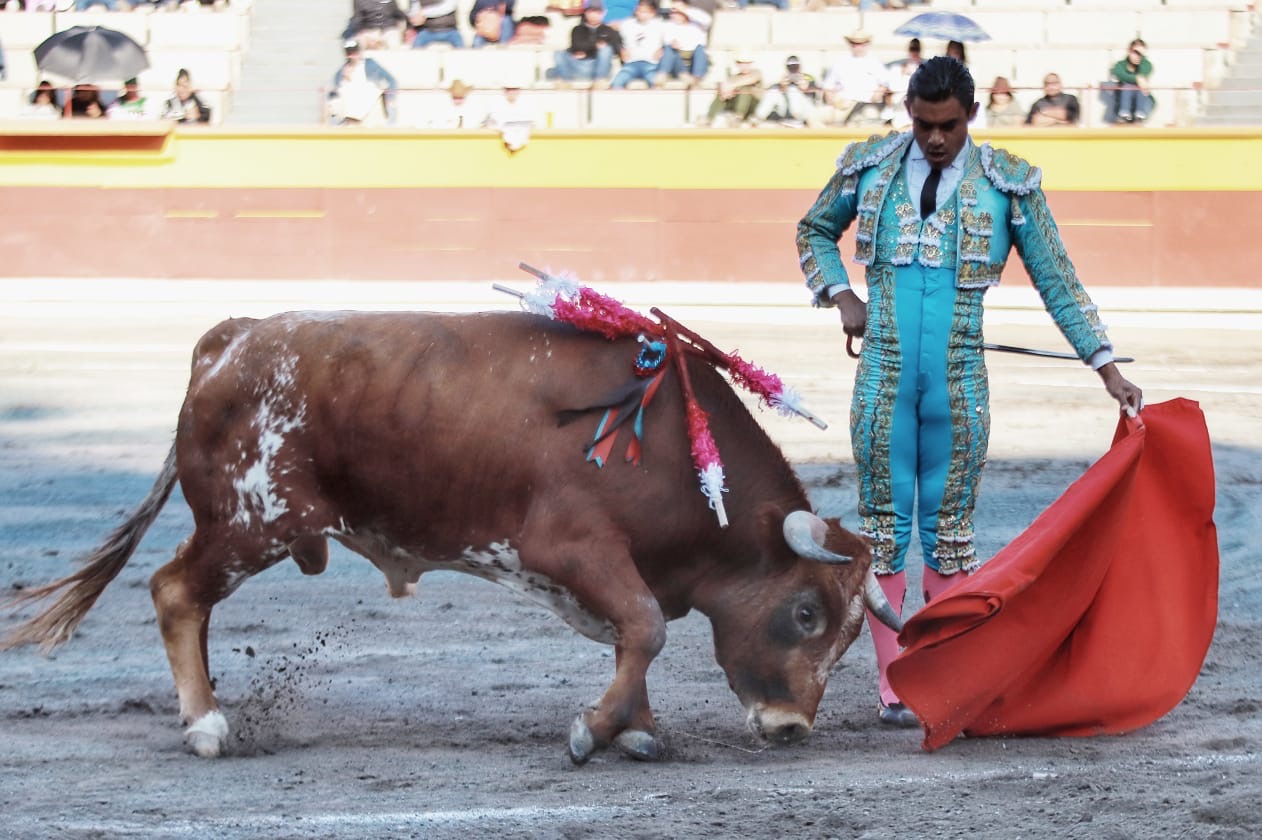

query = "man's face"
584;7;603;24
906;95;976;170
1043;75;1062;96
634;2;654;21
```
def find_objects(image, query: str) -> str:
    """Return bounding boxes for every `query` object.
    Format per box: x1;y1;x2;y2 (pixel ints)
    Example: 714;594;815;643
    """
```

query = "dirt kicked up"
1;281;1259;839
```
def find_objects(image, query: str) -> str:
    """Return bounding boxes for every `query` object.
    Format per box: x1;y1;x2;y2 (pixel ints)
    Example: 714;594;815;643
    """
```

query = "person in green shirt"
1110;38;1154;123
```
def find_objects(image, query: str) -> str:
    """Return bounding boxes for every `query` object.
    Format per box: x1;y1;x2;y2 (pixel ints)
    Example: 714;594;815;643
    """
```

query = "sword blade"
984;343;1134;364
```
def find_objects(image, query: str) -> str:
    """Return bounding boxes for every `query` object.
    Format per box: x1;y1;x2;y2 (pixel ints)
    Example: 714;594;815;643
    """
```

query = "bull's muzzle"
747;706;813;746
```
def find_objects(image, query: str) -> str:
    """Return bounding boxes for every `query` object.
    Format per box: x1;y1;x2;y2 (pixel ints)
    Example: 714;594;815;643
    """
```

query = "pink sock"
922;566;964;604
868;571;907;706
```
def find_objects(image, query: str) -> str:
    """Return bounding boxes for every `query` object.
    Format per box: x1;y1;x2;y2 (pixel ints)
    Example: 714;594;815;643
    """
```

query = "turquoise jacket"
797;131;1113;363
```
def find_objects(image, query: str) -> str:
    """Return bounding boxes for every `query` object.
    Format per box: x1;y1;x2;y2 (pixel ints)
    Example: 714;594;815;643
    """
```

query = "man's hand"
1097;362;1143;417
830;288;868;338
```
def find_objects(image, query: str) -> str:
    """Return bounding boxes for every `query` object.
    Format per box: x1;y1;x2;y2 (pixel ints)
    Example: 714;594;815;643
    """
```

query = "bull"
3;310;899;764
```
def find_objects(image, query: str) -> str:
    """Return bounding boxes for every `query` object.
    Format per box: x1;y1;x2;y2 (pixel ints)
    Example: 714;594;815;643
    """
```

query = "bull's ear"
818;515;872;562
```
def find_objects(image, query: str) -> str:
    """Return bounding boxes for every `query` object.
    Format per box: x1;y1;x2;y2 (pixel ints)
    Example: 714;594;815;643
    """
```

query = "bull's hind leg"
150;531;287;757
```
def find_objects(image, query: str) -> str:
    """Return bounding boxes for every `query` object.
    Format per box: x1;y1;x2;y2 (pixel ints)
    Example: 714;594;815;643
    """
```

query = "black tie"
921;166;942;218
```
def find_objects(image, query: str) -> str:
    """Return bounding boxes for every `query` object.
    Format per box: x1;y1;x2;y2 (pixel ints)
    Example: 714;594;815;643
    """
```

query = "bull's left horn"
783;510;852;565
863;569;903;633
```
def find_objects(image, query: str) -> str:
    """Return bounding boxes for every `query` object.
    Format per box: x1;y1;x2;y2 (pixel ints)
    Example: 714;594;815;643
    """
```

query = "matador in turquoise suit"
796;57;1143;728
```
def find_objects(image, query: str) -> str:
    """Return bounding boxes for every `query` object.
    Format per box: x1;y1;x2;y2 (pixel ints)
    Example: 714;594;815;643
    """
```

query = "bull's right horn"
863;569;903;633
782;510;852;565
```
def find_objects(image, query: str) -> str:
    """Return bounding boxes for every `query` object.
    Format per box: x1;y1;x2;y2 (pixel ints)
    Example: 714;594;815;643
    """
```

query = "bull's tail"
2;442;179;653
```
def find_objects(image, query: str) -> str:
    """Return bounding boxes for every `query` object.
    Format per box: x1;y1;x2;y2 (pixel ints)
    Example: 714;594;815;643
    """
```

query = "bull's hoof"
613;729;659;761
568;716;597;765
184;710;229;758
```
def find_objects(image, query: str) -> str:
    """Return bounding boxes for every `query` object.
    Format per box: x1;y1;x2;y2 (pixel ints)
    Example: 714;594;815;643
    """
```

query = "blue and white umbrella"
893;12;991;43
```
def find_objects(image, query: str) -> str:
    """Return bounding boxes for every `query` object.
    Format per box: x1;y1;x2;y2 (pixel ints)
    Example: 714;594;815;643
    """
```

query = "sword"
846;335;1134;364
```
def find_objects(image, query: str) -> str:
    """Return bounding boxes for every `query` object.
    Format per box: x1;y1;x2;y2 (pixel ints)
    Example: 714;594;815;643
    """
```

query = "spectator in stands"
74;0;119;9
656;3;709;87
23;82;62;120
821;29;891;127
885;38;923;129
69;85;105;119
107;78;152;120
409;0;465;49
346;0;408;50
984;76;1024;127
754;55;819;127
161;69;212;124
945;40;968;67
0;34;5;84
1109;38;1154;124
610;0;665;89
1026;72;1079;127
422;79;482;128
470;0;516;47
484;76;536;152
549;2;622;85
704;54;762;128
738;0;787;10
328;39;397;126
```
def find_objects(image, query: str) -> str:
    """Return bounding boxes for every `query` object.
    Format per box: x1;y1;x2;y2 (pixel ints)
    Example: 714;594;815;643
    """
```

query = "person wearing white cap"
484;76;537;151
328;39;398;126
797;57;1142;727
820;29;892;126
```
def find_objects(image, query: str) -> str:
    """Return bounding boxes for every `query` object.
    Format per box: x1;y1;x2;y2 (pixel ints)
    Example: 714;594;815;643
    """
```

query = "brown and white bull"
3;310;898;764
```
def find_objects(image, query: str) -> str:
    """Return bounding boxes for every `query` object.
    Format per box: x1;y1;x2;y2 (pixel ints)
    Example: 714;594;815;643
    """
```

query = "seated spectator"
23;82;62;120
704;55;762;128
409;0;465;49
754;55;819;127
69;85;105;119
421;79;483;128
328;39;397;126
656;3;709;87
610;0;664;90
161;69;212;124
1026;72;1080;127
549;2;622;85
484;76;536;152
346;0;408;50
1109;38;1154;124
820;29;890;126
470;0;516;48
945;40;968;67
107;78;152;120
985;76;1025;127
884;38;922;129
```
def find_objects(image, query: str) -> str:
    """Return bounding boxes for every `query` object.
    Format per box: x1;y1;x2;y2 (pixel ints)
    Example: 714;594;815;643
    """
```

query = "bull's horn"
864;569;903;633
782;510;852;565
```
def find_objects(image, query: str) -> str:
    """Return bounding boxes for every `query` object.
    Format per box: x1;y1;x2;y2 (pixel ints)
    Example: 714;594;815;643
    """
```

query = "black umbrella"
33;26;149;84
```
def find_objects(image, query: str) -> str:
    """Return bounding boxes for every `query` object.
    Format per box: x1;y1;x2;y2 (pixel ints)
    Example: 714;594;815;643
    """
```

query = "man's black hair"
907;56;975;111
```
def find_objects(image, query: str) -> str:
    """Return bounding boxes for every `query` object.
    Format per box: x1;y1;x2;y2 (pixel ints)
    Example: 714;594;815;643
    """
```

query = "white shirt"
822;53;890;103
618;16;665;64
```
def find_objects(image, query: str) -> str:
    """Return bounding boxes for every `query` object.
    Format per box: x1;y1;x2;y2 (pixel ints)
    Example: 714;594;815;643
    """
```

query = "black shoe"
878;701;920;728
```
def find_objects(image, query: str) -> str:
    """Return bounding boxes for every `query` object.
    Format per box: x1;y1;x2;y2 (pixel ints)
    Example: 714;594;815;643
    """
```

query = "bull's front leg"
569;592;667;764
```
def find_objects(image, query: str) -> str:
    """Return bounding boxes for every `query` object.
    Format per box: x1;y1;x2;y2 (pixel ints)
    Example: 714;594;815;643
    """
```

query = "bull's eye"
796;605;820;633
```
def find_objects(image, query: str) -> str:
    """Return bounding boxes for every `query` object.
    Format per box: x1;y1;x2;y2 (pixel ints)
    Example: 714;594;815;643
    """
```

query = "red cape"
888;398;1219;751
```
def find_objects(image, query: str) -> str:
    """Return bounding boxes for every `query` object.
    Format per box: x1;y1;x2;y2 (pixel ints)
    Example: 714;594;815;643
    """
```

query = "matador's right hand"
830;288;868;338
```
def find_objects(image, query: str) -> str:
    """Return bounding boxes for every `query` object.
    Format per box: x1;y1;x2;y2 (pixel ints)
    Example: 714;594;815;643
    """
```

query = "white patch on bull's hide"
231;361;307;528
820;592;867;685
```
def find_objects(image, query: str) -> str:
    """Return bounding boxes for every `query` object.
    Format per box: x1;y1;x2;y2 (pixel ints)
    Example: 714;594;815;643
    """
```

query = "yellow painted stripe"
2;128;1261;192
233;210;326;219
1057;219;1154;228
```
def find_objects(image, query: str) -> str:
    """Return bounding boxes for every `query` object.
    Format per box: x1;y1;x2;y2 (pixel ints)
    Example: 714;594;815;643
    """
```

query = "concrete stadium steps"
1197;29;1262;124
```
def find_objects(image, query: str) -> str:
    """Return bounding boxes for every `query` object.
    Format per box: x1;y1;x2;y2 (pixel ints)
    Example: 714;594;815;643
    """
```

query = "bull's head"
704;510;899;746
